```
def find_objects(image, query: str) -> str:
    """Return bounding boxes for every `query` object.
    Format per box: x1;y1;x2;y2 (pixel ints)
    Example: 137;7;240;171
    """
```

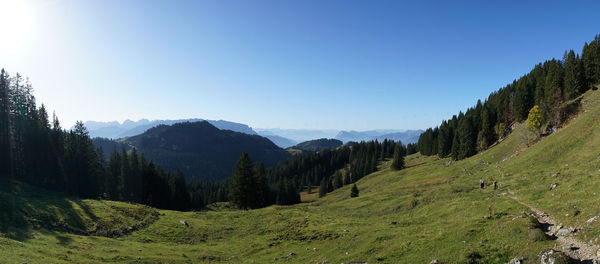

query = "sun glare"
0;0;33;55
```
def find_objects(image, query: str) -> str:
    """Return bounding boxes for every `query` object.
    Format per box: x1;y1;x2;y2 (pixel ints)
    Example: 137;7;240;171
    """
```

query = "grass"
3;88;600;263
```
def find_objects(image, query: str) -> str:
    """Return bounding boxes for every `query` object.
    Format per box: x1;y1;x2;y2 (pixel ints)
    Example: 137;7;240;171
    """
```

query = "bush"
461;250;483;264
528;228;548;241
527;215;542;229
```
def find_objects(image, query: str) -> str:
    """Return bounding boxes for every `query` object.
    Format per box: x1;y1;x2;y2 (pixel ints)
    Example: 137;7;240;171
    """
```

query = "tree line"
0;69;215;211
0;68;412;211
228;139;408;209
418;34;600;160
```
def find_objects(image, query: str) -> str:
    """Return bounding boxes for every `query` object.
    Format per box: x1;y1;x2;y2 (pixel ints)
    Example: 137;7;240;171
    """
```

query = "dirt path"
505;193;599;263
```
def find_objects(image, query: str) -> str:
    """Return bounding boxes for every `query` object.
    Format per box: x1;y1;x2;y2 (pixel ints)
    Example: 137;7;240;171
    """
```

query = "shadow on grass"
54;234;73;246
0;179;96;242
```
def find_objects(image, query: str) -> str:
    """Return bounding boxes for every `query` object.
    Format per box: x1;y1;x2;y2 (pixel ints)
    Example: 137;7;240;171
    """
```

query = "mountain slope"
4;89;600;263
289;138;343;152
262;134;297;148
121;121;290;181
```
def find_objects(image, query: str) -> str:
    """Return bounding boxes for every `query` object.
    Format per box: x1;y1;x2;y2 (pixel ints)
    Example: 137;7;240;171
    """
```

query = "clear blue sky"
1;0;599;130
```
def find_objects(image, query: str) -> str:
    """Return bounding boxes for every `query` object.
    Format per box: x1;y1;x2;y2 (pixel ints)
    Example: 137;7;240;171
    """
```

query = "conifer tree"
457;117;476;159
319;178;327;198
107;146;123;200
228;152;255;209
563;50;586;100
350;184;359;198
128;147;142;201
333;171;343;189
582;37;600;85
0;69;11;179
480;106;496;149
391;144;404;170
254;162;269;207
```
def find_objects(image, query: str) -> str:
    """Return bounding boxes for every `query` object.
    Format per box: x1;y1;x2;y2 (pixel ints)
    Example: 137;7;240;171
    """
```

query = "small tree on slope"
526;105;543;136
391;144;405;170
350;184;359;198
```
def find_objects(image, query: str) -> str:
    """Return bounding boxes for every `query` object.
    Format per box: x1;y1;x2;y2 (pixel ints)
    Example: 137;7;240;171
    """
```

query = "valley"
2;88;600;263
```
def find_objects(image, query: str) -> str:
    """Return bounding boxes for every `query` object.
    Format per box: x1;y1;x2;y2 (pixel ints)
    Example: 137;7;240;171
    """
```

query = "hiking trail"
505;192;599;263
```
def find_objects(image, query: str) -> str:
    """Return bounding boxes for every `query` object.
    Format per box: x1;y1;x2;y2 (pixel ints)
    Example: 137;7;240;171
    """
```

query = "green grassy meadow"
3;88;600;263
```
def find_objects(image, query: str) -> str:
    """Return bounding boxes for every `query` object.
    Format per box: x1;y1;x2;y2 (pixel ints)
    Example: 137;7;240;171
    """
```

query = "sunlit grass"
2;88;600;263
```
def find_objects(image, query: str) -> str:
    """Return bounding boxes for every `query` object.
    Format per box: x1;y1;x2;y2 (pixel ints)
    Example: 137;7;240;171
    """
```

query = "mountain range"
97;121;291;181
82;119;422;148
79;119;257;139
334;129;423;143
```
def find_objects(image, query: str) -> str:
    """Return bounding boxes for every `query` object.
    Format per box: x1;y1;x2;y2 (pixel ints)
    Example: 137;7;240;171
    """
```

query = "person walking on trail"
480;179;485;189
493;180;498;190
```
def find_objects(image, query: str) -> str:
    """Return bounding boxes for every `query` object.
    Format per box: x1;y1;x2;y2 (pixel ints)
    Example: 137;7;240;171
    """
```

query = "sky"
1;0;599;130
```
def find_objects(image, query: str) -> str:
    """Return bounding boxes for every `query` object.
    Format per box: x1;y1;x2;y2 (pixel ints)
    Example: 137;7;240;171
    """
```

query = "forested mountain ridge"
119;121;291;181
418;34;600;161
288;138;343;152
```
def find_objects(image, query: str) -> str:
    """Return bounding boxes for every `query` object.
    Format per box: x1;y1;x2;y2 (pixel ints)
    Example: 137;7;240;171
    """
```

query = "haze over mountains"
80;119;257;139
83;119;423;149
334;129;423;144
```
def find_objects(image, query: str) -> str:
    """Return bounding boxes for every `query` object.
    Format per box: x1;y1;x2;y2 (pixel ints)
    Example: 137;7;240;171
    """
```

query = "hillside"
91;137;131;159
289;138;343;152
262;134;297;148
3;87;600;263
120;121;290;181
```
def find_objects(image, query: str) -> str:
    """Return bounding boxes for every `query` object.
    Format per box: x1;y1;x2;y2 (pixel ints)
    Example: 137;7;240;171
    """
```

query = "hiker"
480;179;484;189
493;180;497;190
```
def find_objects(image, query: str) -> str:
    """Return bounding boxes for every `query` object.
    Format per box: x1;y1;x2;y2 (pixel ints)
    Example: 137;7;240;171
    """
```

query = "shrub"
528;228;548;241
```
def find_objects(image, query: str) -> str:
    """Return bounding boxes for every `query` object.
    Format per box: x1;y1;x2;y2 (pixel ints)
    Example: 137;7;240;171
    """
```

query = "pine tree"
480;105;496;149
437;121;452;157
333;171;343;189
0;69;11;179
276;177;286;204
107;146;123;200
457;116;476;159
582;37;600;85
254;162;269;207
513;77;532;122
391;144;404;170
228;152;255;209
350;184;359;198
129;147;142;202
285;179;300;204
450;129;460;160
318;178;327;198
544;59;564;114
563;50;586;100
